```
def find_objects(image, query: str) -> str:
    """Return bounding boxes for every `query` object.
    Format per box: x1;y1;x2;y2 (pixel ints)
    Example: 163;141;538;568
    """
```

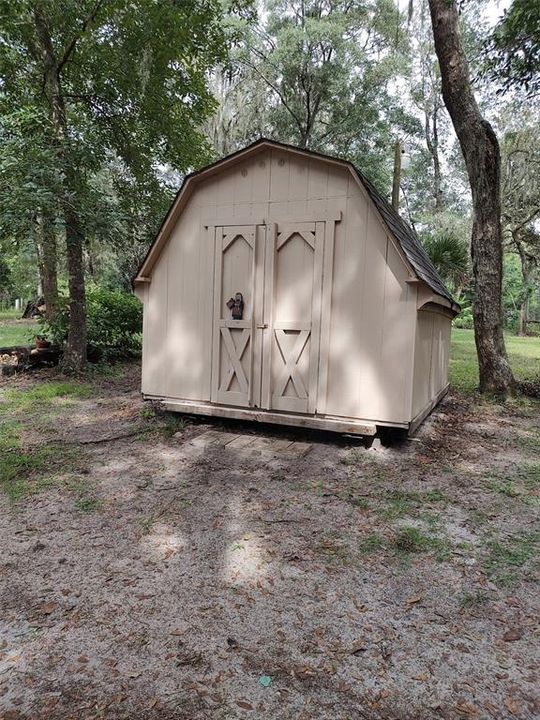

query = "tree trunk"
428;0;515;394
516;240;531;336
64;197;87;370
33;3;87;370
431;110;444;211
35;211;59;320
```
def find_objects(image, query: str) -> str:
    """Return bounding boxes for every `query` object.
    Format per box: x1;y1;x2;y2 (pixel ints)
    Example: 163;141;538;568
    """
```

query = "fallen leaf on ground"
39;602;57;615
351;641;368;655
405;595;423;607
455;701;478;716
236;700;253;710
502;628;523;642
504;697;521;715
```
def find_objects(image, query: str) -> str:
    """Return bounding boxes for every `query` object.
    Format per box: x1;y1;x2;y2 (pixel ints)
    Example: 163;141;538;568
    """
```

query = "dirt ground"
0;363;538;720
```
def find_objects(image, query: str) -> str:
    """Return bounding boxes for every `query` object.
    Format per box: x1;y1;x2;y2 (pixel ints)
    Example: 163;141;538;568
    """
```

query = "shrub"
453;295;474;329
41;288;142;361
454;305;473;329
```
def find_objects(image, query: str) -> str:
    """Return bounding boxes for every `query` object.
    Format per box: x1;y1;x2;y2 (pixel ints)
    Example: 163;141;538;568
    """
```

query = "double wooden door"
210;219;334;414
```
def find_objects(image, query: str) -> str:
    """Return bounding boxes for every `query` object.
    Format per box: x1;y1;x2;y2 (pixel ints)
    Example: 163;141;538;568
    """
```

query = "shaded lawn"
0;313;39;347
450;328;540;394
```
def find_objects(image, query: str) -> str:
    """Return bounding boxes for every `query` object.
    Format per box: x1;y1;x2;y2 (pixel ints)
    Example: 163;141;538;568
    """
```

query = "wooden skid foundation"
153;398;379;436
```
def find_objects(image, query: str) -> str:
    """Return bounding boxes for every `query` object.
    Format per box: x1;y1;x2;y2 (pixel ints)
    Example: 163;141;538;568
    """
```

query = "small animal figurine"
227;292;244;320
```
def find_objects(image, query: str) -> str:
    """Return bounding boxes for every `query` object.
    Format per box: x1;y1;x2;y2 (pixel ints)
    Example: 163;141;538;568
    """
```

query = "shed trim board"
135;139;458;435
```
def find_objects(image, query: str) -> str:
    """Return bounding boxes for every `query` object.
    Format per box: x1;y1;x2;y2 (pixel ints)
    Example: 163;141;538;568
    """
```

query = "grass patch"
485;531;539;586
460;590;490;608
518;463;540;488
0;317;38;346
485;465;540;505
340;448;366;466
450;328;540;395
3;382;93;412
75;496;103;513
158;413;192;438
382;491;421;519
358;533;384;554
0;382;91;502
0;435;82;502
381;488;448;520
392;526;451;559
518;429;540;452
140;517;155;534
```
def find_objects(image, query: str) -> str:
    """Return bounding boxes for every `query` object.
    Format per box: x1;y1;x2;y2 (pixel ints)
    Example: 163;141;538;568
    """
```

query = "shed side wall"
412;308;452;419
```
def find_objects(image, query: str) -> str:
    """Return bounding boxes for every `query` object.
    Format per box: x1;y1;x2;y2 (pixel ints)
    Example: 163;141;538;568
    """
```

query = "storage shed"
134;139;460;436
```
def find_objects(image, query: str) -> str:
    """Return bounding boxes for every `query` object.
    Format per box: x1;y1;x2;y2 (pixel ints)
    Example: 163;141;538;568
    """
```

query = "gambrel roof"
134;139;459;313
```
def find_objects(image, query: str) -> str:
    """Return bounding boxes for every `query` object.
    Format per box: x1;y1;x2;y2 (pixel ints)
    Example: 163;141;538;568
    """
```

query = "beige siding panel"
307;158;329;200
269;149;292;202
431;313;451;395
165;203;206;400
325;178;371;419
141;244;169;396
288;155;310;201
412;309;452;419
412;311;435;417
378;241;416;422
251;152;272;203
326;164;350;198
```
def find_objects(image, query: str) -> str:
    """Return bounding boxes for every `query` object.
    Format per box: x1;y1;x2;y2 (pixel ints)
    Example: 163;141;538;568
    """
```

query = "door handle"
257;323;268;329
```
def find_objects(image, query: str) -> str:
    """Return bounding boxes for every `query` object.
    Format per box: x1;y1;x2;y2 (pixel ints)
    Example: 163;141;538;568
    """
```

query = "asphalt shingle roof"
354;167;456;305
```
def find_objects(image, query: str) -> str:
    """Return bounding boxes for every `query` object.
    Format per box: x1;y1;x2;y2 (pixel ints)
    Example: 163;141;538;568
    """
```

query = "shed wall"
140;148;418;425
412;308;452;419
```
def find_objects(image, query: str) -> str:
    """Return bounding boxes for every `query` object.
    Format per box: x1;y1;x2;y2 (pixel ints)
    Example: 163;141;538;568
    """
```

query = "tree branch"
56;0;105;77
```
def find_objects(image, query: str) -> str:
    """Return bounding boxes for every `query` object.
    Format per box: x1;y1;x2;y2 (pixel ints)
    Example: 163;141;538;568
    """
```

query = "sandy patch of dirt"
0;365;538;720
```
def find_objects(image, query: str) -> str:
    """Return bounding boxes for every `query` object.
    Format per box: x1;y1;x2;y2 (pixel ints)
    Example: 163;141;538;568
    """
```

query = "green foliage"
453;297;473;329
423;231;469;291
419;212;470;294
0;0;239;358
484;0;540;96
42;289;142;360
217;0;419;192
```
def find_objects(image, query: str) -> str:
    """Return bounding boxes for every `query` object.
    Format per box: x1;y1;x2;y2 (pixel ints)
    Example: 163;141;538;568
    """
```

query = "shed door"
211;225;263;407
261;222;325;414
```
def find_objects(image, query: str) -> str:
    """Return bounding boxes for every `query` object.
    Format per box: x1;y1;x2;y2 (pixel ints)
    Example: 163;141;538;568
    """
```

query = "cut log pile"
0;345;61;376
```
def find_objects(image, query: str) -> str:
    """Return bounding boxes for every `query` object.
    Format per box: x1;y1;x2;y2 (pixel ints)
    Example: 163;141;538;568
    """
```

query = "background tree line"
0;0;538;390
